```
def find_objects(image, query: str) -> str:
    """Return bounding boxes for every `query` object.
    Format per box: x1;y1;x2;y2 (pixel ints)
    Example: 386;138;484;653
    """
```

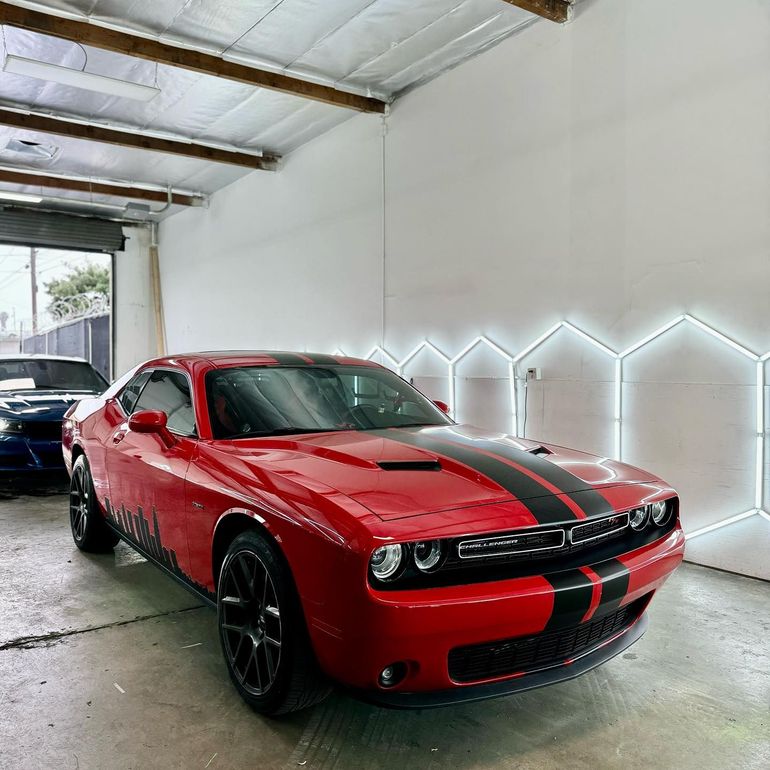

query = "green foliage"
45;263;109;316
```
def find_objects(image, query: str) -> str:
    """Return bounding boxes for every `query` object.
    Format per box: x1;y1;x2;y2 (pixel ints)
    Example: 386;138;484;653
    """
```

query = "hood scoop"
377;460;442;472
528;445;552;456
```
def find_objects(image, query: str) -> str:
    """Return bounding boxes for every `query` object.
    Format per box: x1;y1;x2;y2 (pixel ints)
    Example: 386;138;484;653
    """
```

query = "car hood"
221;424;660;521
0;389;98;419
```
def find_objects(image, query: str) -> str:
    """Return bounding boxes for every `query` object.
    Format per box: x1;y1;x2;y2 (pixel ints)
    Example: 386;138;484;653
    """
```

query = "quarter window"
133;370;196;436
119;370;151;414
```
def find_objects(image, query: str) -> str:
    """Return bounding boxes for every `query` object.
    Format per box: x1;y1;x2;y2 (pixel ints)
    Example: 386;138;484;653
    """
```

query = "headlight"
370;544;404;580
0;418;24;434
629;506;648;531
649;501;670;526
413;540;443;572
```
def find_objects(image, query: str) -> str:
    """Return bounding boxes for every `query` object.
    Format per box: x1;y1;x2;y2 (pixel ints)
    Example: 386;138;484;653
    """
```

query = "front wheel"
217;530;330;716
69;455;119;552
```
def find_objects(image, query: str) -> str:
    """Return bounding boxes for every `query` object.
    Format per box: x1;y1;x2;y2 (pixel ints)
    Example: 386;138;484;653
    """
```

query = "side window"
119;370;151;415
133;370;196;436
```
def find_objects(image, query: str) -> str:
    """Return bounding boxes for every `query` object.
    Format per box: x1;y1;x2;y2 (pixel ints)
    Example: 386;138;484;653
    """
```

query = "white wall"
159;0;770;579
158;115;384;355
113;226;156;376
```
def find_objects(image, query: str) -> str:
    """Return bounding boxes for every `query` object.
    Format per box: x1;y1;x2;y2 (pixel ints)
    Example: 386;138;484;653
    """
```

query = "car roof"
0;353;89;363
145;351;380;369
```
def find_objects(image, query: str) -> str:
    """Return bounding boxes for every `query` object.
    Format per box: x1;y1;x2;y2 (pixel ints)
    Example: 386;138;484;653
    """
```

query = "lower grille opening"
23;421;63;441
448;596;648;684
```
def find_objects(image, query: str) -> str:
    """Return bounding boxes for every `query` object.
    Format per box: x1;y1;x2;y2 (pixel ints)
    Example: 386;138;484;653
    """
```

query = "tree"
45;263;110;318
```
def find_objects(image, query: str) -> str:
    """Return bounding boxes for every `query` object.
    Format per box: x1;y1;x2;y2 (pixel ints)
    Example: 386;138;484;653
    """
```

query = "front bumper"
308;526;685;702
360;612;649;708
0;435;65;472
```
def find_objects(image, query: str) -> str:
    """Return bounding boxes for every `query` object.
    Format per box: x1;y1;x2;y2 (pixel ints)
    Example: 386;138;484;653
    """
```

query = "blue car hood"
0;389;99;421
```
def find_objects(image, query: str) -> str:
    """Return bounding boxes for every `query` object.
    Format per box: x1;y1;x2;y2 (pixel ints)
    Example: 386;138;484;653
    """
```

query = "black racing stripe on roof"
267;352;311;365
303;353;339;365
378;428;576;525
424;428;614;520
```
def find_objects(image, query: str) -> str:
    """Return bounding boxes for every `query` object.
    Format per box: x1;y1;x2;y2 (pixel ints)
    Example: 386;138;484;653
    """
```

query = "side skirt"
104;519;217;609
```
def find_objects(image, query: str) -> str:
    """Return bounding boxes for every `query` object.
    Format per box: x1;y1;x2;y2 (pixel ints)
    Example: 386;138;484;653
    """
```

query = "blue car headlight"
0;418;25;434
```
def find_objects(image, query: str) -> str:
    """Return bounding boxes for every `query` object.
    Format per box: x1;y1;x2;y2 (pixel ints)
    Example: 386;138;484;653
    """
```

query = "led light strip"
335;313;769;539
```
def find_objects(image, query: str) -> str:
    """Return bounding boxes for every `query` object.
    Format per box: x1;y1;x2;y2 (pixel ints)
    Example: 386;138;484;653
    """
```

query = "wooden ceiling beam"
501;1;571;23
0;2;387;113
0;107;274;169
0;169;201;206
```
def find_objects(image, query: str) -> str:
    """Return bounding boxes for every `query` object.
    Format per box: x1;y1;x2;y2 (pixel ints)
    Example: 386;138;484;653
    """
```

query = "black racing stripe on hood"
543;569;595;631
423;428;614;520
378;428;577;524
591;559;631;616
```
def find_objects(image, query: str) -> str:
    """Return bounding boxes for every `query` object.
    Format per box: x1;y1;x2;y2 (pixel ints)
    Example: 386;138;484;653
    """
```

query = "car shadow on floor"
0;473;69;499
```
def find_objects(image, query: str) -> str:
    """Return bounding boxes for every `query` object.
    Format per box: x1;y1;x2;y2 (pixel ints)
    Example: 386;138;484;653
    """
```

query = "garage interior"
0;0;768;768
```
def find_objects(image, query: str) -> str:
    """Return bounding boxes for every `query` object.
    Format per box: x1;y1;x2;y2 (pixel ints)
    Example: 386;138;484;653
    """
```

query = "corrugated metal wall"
22;314;110;379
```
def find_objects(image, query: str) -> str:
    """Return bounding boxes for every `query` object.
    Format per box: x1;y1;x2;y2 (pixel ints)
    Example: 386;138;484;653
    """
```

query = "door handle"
112;431;126;444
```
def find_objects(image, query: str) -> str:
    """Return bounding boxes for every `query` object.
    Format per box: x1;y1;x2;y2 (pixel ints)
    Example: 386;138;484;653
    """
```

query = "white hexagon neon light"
336;313;768;541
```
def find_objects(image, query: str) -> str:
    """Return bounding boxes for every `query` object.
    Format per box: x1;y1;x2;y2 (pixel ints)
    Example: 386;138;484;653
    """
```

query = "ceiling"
0;0;541;220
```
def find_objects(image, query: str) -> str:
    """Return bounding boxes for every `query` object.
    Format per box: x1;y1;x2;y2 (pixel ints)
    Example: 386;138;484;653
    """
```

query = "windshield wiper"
229;427;338;439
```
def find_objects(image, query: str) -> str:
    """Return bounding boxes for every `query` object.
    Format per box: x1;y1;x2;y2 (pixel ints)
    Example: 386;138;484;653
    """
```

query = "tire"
217;530;331;716
69;454;120;552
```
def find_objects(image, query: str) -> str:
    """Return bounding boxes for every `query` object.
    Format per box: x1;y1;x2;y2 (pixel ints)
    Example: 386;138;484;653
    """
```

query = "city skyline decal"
104;497;215;602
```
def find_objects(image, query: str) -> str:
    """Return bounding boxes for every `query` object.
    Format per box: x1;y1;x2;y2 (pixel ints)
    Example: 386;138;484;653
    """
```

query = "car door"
106;368;198;584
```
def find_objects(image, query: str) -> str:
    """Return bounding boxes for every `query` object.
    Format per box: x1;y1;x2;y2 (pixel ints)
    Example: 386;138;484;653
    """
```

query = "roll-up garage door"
0;207;125;252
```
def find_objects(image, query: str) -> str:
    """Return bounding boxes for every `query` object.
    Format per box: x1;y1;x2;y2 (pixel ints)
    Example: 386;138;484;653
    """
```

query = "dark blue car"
0;355;108;477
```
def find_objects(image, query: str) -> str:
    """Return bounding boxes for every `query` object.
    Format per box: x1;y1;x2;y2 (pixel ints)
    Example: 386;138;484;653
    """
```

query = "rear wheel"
69;455;119;552
217;530;330;715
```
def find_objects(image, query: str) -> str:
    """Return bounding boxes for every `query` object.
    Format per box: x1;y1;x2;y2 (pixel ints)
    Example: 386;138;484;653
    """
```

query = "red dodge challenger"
62;352;685;715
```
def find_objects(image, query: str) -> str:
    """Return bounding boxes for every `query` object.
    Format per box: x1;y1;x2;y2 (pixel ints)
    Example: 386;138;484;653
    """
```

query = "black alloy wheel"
220;549;283;696
217;530;331;715
69;454;119;552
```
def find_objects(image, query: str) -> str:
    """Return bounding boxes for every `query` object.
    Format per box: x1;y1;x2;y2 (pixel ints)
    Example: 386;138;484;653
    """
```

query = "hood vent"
377;460;441;472
528;445;552;456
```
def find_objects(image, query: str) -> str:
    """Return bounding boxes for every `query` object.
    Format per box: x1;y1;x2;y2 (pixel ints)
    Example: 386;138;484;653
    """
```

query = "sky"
0;245;111;336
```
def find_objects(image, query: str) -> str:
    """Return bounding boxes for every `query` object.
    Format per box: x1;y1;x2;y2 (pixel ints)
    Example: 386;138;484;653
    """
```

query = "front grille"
459;529;564;559
22;421;62;441
448;597;645;684
571;512;630;544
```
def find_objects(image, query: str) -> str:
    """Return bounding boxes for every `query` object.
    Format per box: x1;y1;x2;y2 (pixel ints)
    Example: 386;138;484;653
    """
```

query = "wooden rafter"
0;169;201;206
0;107;275;169
501;1;571;23
0;2;387;113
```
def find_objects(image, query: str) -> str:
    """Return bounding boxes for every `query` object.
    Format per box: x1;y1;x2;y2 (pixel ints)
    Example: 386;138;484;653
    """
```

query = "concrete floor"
0;494;768;770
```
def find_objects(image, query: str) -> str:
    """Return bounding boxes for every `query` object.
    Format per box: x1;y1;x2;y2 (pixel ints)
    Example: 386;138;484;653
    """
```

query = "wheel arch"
71;442;85;462
211;508;282;590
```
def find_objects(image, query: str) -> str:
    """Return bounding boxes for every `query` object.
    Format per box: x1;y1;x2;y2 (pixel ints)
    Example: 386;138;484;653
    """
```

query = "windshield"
206;365;452;439
0;359;107;393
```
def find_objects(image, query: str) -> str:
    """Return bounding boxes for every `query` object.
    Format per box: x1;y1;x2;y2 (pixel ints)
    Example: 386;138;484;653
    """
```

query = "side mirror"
128;409;175;446
433;400;451;415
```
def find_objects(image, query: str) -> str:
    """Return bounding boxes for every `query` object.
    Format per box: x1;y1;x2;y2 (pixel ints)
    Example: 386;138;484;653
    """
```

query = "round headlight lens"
629;506;648;531
413;540;443;572
370;544;403;580
649;501;669;526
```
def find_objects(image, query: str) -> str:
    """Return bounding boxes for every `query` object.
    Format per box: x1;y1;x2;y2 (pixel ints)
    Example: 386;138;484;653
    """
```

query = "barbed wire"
47;292;110;324
13;293;111;337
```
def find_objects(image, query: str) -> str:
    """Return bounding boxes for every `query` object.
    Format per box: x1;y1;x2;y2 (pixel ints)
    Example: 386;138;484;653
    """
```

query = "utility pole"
30;247;37;335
